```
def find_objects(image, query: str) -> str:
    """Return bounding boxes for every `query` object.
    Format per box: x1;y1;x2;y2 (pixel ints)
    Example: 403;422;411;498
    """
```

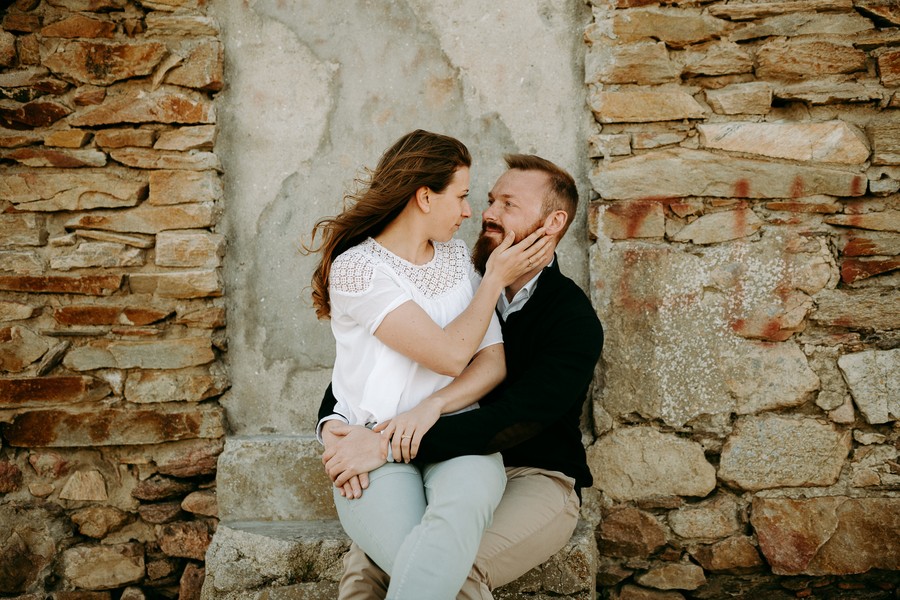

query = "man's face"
472;169;548;274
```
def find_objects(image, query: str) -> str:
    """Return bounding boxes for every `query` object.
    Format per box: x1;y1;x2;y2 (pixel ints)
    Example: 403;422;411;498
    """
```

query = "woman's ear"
414;186;431;213
543;210;568;236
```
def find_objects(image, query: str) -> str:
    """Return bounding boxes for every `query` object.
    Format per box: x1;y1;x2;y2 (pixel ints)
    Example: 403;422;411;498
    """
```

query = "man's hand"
374;397;442;463
322;423;389;496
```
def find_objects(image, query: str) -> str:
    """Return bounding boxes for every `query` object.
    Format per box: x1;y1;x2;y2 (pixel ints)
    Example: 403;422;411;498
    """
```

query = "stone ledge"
202;519;597;600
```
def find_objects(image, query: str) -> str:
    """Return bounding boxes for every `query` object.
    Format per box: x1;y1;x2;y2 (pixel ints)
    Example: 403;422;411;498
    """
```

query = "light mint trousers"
332;453;506;600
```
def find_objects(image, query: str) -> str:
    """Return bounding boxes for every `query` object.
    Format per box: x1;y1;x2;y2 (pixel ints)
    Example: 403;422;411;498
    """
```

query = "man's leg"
457;467;581;600
338;542;389;600
388;453;506;600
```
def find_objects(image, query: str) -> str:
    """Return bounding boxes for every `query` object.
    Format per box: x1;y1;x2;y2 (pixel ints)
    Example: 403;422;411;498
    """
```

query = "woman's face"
428;166;471;242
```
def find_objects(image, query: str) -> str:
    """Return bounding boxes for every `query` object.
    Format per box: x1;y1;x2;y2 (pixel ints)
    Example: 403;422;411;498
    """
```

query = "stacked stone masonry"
586;0;900;598
3;0;900;598
0;0;226;597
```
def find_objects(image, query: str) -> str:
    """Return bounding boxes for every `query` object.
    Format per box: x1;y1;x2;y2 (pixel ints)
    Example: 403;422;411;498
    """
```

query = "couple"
306;130;603;599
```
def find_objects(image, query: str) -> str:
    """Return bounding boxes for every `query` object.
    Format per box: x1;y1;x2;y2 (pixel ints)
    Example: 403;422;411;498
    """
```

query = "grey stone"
719;414;851;492
591;148;866;200
216;435;336;522
634;562;706;590
592;237;826;426
61;543;144;590
589;90;706;123
837;348;900;424
697;121;869;164
588;427;716;501
667;494;741;540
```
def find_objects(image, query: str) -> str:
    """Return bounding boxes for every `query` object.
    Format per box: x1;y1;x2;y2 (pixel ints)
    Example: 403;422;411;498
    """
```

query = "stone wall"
0;0;226;596
586;0;900;597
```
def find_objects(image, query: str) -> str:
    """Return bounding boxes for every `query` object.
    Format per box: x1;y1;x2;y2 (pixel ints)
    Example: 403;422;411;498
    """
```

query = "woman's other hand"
374;396;442;463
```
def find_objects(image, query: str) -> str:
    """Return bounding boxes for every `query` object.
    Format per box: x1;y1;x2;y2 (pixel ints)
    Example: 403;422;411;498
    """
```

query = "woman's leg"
387;453;506;600
332;461;426;575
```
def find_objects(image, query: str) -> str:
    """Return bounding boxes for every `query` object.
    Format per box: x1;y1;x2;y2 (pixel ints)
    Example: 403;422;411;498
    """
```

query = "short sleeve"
331;254;412;334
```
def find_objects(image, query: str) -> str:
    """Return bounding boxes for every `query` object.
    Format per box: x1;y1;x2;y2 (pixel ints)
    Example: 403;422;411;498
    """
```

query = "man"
318;154;604;599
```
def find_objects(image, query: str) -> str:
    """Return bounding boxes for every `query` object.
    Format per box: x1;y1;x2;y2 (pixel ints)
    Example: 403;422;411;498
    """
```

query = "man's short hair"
504;153;578;238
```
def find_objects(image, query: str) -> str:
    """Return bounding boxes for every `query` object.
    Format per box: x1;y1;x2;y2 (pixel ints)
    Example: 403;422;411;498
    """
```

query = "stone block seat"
201;435;598;599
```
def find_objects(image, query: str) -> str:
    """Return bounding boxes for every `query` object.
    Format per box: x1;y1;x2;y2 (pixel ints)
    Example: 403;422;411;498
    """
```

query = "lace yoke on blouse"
330;237;471;298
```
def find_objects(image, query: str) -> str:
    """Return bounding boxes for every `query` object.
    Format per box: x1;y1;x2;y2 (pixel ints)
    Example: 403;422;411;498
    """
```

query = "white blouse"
328;237;503;426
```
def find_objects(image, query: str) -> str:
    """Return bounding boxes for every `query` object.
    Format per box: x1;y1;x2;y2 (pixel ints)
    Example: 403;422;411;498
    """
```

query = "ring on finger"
401;435;411;439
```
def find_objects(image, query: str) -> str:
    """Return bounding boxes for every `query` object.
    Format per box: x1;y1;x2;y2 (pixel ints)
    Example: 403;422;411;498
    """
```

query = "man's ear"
414;186;431;213
543;210;568;236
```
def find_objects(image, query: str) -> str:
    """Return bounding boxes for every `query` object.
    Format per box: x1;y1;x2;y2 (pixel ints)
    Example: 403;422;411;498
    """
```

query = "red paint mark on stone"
734;179;751;198
842;237;877;257
850;175;865;196
790;176;805;199
840;258;900;284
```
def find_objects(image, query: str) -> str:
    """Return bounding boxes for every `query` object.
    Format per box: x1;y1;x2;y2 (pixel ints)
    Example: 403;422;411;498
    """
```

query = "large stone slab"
667;494;741;541
585;42;679;85
65;202;217;234
68;85;215;126
587;7;730;48
709;0;854;21
825;210;900;232
129;270;224;298
719;414;851;492
202;518;596;600
751;496;900;575
697;121;869;164
201;520;348;597
591;148;866;200
49;241;144;271
671;208;763;245
680;40;753;77
155;231;224;268
705;82;773;115
0;274;122;295
0;376;110;408
42;40;167;85
588;427;716;502
589;90;706;123
63;338;215;370
0;169;146;211
811;287;900;330
124;364;228;404
837;348;900;424
591;237;825;425
729;12;874;41
2;403;225;446
61;543;144;590
148;169;223;205
757;38;867;80
216;435;336;521
869;122;900;165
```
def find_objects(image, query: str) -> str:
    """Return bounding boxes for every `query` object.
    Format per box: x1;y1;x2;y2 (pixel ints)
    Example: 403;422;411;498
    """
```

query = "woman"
304;130;551;599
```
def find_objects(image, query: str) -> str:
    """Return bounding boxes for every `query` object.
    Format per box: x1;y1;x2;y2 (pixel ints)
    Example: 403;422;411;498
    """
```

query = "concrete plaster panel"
210;0;593;433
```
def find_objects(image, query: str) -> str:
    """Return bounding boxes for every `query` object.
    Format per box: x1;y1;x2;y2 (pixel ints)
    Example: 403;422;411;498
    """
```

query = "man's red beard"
472;220;542;275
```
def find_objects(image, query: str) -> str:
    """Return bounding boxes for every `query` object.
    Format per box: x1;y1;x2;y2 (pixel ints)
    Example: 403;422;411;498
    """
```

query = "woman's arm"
373;343;505;463
375;231;549;377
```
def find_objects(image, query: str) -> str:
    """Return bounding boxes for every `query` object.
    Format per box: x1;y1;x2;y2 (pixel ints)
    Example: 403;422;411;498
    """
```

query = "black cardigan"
317;258;604;491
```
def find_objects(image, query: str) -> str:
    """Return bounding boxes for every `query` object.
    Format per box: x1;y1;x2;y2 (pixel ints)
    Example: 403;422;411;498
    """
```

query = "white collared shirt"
497;257;553;320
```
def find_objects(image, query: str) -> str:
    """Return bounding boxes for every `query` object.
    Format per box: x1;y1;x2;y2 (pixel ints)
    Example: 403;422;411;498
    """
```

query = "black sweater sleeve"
317;383;344;422
414;277;603;463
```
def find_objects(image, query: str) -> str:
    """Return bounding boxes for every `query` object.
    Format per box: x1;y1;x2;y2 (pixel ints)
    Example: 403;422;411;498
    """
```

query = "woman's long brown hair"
301;129;471;319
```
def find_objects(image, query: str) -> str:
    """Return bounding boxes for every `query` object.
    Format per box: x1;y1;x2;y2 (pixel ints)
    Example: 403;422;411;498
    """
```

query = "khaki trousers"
338;466;580;600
